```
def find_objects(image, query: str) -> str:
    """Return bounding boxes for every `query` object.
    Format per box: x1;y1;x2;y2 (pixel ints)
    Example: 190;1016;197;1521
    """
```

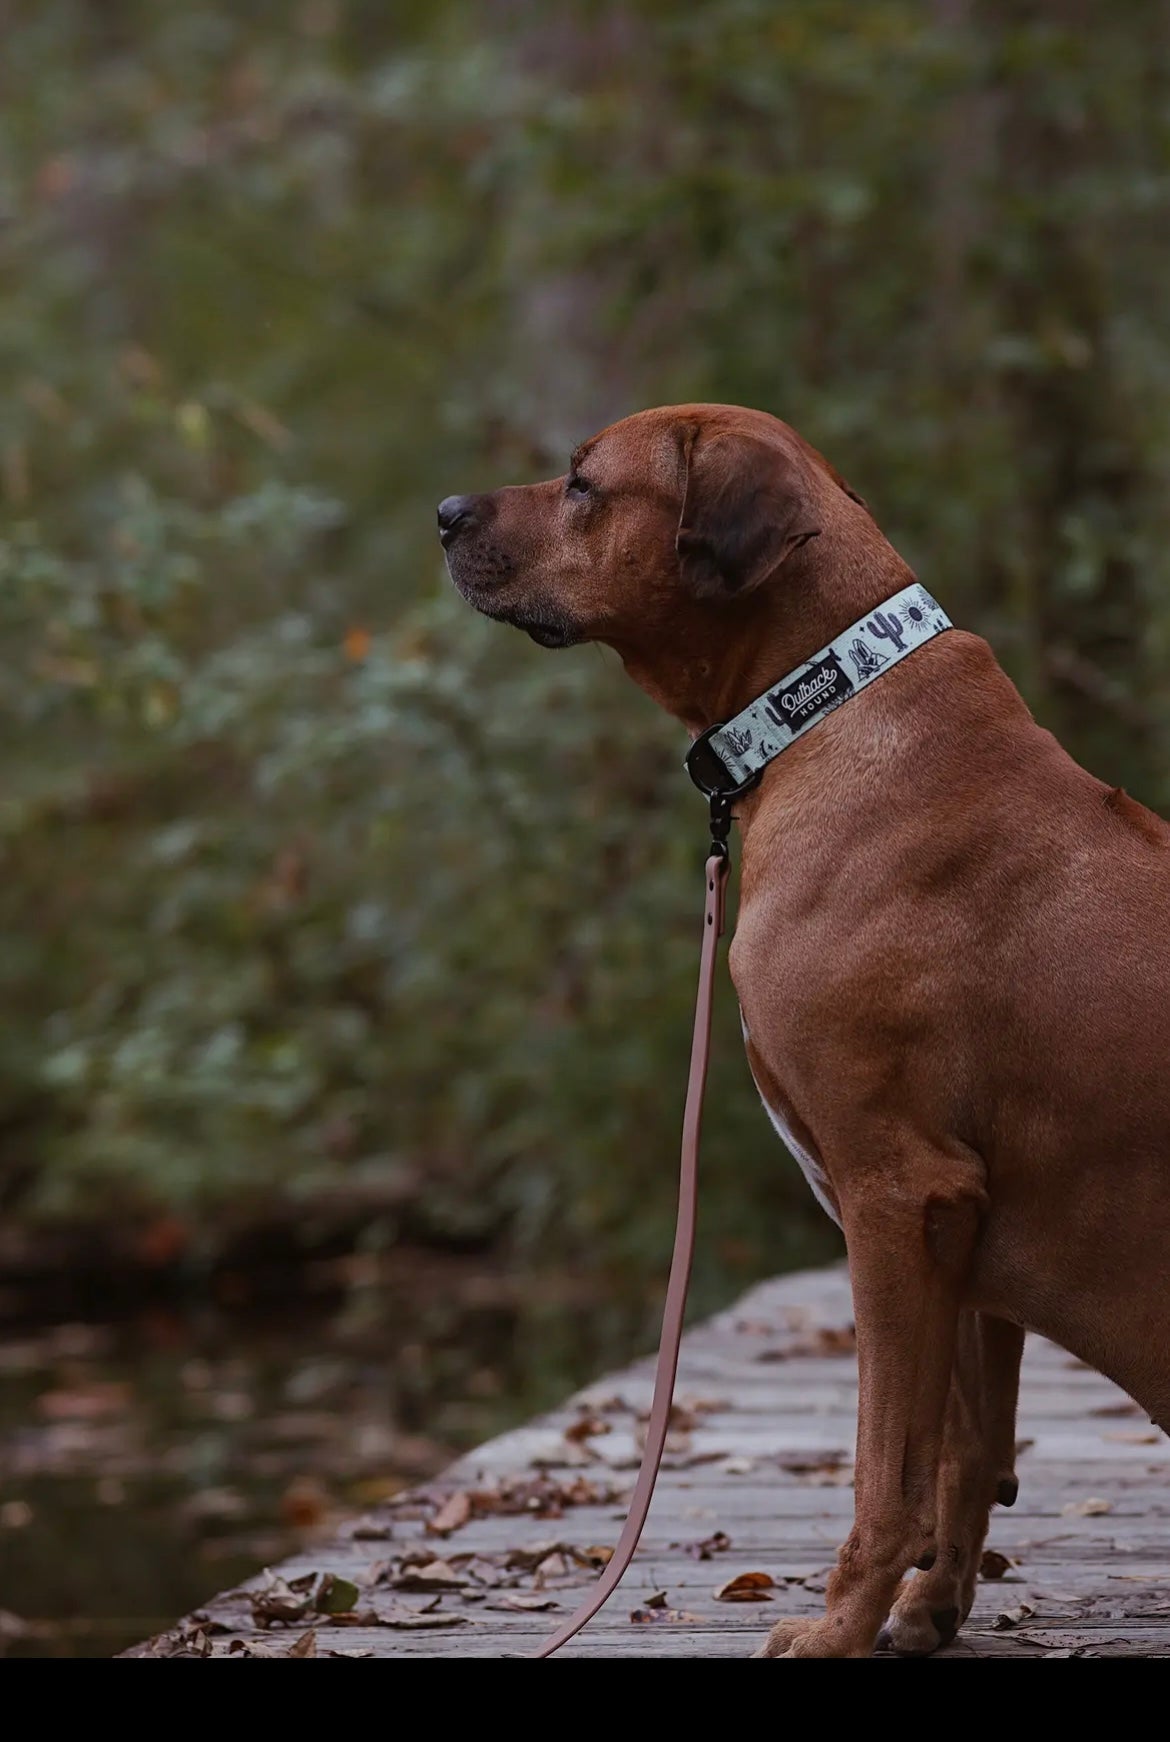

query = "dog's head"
438;404;871;655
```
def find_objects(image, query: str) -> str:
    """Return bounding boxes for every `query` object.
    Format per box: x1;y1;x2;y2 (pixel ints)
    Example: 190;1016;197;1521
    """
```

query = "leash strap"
531;848;729;1657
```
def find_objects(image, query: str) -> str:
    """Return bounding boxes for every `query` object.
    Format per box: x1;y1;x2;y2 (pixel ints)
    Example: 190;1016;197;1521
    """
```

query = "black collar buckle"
685;724;759;862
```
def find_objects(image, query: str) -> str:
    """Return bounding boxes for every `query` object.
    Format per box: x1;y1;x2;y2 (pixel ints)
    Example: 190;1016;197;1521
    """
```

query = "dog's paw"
755;1617;878;1658
877;1598;961;1656
752;1617;817;1658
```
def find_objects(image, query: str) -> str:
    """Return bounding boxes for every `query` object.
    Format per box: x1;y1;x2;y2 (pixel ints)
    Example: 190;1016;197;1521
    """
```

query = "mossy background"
5;0;1170;1321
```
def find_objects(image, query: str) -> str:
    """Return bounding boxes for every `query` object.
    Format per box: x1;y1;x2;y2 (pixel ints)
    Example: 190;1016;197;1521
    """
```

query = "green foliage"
3;0;1170;1300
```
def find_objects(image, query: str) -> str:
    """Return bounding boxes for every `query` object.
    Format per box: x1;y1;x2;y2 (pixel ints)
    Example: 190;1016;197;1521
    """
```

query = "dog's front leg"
758;1155;986;1659
878;1311;1024;1654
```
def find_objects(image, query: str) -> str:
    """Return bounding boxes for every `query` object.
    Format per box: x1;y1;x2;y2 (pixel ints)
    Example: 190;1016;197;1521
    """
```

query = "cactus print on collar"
694;585;952;791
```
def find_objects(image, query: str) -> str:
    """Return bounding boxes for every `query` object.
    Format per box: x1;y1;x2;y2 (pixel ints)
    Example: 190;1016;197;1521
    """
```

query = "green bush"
4;0;1169;1303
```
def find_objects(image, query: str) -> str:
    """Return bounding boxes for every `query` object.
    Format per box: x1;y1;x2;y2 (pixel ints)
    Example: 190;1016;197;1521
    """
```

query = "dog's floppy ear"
675;426;821;599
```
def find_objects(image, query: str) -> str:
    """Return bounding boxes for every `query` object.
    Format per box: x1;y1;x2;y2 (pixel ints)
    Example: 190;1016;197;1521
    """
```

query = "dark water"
0;1252;652;1657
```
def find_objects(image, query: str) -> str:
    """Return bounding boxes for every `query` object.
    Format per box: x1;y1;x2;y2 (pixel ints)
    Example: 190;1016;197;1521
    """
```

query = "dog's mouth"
446;558;580;649
478;596;579;649
510;612;576;649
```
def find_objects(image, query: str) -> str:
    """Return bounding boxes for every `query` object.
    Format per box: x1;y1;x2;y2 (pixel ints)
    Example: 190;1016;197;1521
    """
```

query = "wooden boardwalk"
131;1264;1170;1658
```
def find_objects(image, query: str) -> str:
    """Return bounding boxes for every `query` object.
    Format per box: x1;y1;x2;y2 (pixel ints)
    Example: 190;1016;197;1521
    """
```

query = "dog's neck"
612;535;918;738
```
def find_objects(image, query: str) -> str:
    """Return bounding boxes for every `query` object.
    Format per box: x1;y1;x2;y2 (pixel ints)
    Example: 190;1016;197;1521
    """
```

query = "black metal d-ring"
685;724;760;799
685;725;759;862
685;724;740;800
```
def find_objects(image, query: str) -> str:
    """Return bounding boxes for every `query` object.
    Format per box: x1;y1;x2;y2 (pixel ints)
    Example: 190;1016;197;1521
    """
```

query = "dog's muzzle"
438;492;578;649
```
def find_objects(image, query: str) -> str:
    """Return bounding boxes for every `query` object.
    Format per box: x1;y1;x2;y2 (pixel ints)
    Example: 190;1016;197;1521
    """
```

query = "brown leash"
532;848;729;1657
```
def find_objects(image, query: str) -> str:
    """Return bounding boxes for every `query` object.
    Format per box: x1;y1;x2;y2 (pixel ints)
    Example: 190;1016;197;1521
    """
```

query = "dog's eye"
565;473;591;499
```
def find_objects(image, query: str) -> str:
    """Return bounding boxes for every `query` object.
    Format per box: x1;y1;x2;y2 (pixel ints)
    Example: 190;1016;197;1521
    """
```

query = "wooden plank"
125;1263;1170;1659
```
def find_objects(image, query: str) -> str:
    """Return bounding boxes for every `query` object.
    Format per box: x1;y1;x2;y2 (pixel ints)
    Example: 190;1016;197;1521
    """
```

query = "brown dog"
438;403;1170;1658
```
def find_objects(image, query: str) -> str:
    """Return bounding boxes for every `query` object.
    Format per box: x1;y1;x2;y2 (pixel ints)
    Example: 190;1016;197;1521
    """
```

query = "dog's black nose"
437;494;478;548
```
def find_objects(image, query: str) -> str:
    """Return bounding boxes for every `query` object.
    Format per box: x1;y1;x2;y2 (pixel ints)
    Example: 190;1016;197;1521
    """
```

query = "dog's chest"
740;1010;842;1229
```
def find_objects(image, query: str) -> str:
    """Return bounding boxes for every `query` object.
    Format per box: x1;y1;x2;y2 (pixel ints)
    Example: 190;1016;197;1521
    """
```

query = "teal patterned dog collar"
685;583;952;796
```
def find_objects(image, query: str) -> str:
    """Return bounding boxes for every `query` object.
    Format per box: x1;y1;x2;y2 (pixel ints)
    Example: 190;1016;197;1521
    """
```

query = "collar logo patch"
765;650;854;732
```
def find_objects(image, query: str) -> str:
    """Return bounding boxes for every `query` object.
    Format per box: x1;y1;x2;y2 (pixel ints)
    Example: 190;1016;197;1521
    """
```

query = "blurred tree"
2;0;1169;1308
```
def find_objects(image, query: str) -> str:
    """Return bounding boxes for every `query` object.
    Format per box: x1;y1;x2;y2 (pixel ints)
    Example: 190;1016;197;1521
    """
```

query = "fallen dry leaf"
798;1569;832;1594
396;1545;442;1568
351;1521;393;1542
1090;1401;1142;1419
680;1395;729;1416
251;1572;312;1627
455;1555;507;1589
327;1647;374;1658
461;1473;621;1519
779;1451;852;1487
719;1457;755;1476
564;1410;612;1444
671;1449;727;1471
630;1400;701;1435
250;1568;360;1627
1011;1629;1096;1652
229;1637;282;1657
159;1625;214;1658
375;1605;468;1630
756;1324;857;1362
630;1607;702;1625
991;1603;1035;1630
504;1540;568;1574
714;1570;775;1602
979;1549;1016;1581
288;1628;318;1658
1103;1431;1160;1445
678;1530;732;1561
572;1393;628;1415
490;1594;559;1612
390;1559;468;1593
534;1551;569;1584
572;1544;615;1570
186;1613;231;1637
1062;1497;1113;1517
778;1450;849;1472
427;1491;472;1537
